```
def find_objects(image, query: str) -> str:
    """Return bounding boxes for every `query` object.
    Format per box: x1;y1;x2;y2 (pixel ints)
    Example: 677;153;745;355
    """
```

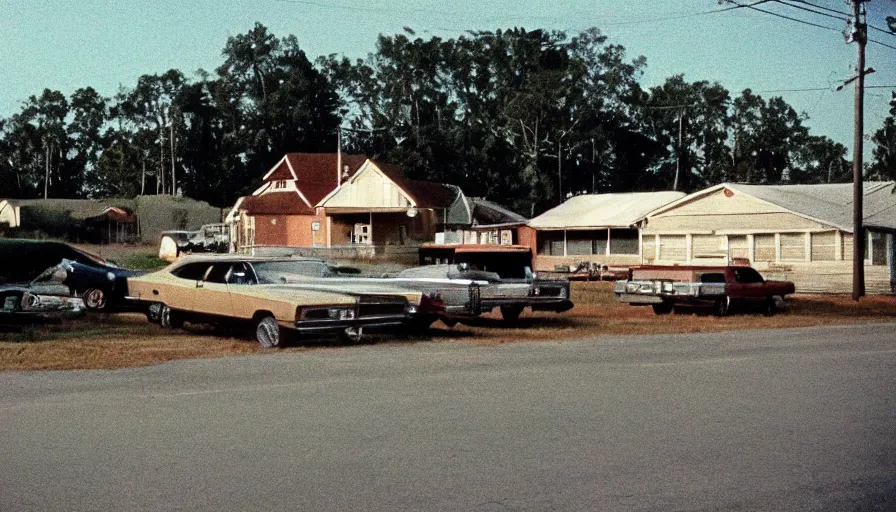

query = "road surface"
1;323;894;511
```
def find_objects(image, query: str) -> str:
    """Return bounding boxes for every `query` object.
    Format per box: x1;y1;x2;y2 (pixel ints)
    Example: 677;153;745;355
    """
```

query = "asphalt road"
1;324;895;511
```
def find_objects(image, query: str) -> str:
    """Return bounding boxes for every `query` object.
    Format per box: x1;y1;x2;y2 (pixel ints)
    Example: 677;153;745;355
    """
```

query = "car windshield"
252;260;330;283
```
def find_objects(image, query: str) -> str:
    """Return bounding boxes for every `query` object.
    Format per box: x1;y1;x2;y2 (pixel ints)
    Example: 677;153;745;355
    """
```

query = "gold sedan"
127;256;436;347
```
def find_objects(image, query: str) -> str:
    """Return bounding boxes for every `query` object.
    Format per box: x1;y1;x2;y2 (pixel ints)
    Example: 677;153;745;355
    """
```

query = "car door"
731;267;766;303
193;262;235;319
225;262;259;320
165;262;213;311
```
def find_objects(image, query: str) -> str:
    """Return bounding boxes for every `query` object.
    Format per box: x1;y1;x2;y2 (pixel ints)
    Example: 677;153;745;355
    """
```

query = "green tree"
867;92;896;180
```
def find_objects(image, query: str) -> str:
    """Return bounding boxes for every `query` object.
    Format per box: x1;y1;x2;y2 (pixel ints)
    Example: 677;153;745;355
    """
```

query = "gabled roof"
528;191;686;229
261;153;368;205
650;182;896;232
374;163;459;208
317;159;463;210
241;192;314;215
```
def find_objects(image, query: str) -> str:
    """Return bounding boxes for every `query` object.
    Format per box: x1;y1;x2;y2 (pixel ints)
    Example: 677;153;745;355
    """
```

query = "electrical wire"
774;0;847;22
725;0;842;32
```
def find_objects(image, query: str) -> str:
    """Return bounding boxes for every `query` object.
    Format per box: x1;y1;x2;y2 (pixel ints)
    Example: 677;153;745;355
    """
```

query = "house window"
811;232;836;261
273;180;286;189
609;229;639;255
754;234;775;262
658;235;686;261
537;231;565;256
566;230;605;256
780;233;806;261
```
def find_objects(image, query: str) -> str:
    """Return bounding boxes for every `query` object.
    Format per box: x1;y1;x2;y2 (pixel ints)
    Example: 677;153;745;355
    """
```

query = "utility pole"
848;0;868;301
558;140;562;202
591;138;596;193
170;122;176;196
673;111;684;191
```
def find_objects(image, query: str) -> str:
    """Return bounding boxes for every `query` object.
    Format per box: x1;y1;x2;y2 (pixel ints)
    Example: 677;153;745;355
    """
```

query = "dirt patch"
2;282;895;371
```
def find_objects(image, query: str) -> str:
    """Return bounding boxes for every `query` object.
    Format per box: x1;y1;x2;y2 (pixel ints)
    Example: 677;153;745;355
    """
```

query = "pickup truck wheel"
652;302;673;315
500;305;524;322
255;315;282;348
159;304;184;329
83;288;107;310
762;298;777;316
713;296;731;317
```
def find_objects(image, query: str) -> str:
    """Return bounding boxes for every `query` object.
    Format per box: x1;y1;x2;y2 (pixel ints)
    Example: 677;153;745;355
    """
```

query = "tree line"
0;23;894;216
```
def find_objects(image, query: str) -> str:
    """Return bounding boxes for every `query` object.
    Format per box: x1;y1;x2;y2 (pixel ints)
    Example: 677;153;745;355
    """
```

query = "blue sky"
2;0;894;159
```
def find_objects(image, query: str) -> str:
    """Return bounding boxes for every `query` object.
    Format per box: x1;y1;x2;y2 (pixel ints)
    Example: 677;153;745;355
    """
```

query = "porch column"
563;230;568;257
888;233;895;293
774;233;781;263
805;231;812;262
369;212;373;246
835;231;843;260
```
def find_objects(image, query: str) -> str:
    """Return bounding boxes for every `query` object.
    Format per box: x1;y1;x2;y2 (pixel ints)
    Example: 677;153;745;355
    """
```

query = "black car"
0;239;143;310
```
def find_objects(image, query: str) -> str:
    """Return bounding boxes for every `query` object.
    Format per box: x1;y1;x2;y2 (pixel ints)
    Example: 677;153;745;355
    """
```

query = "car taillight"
418;294;446;314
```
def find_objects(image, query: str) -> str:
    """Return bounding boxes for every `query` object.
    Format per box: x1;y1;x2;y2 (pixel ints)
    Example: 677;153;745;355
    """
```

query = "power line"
597;0;772;27
751;85;895;92
868;24;896;37
774;0;847;22
724;0;896;50
785;0;850;17
777;0;896;38
725;0;842;32
868;38;896;50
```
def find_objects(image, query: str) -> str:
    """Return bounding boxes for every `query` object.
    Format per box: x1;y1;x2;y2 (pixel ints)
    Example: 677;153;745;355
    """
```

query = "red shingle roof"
241;192;313;215
263;153;368;205
375;162;459;208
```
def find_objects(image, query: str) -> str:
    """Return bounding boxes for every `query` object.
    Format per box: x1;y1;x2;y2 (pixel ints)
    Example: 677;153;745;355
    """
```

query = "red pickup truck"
613;265;795;316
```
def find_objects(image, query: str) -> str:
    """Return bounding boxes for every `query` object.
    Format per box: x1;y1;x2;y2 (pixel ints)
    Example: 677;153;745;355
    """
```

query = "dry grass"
2;281;896;371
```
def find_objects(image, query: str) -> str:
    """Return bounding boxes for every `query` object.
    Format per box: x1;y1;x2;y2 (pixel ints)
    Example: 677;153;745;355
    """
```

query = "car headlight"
24;293;40;309
106;272;115;281
327;307;355;320
407;305;418;315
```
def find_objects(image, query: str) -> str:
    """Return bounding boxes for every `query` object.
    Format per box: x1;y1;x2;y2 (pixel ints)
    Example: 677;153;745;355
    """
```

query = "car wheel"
338;326;364;345
159;304;184;329
83;288;107;310
500;305;524;322
652;302;673;315
713;296;731;317
255;315;282;348
407;315;437;334
146;303;162;323
762;298;777;317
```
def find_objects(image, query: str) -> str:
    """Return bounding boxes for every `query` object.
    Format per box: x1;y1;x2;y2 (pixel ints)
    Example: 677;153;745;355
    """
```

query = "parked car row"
0;239;575;348
126;251;574;347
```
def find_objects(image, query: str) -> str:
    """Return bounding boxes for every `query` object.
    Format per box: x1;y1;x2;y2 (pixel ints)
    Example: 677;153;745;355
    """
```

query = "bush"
121;253;168;270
